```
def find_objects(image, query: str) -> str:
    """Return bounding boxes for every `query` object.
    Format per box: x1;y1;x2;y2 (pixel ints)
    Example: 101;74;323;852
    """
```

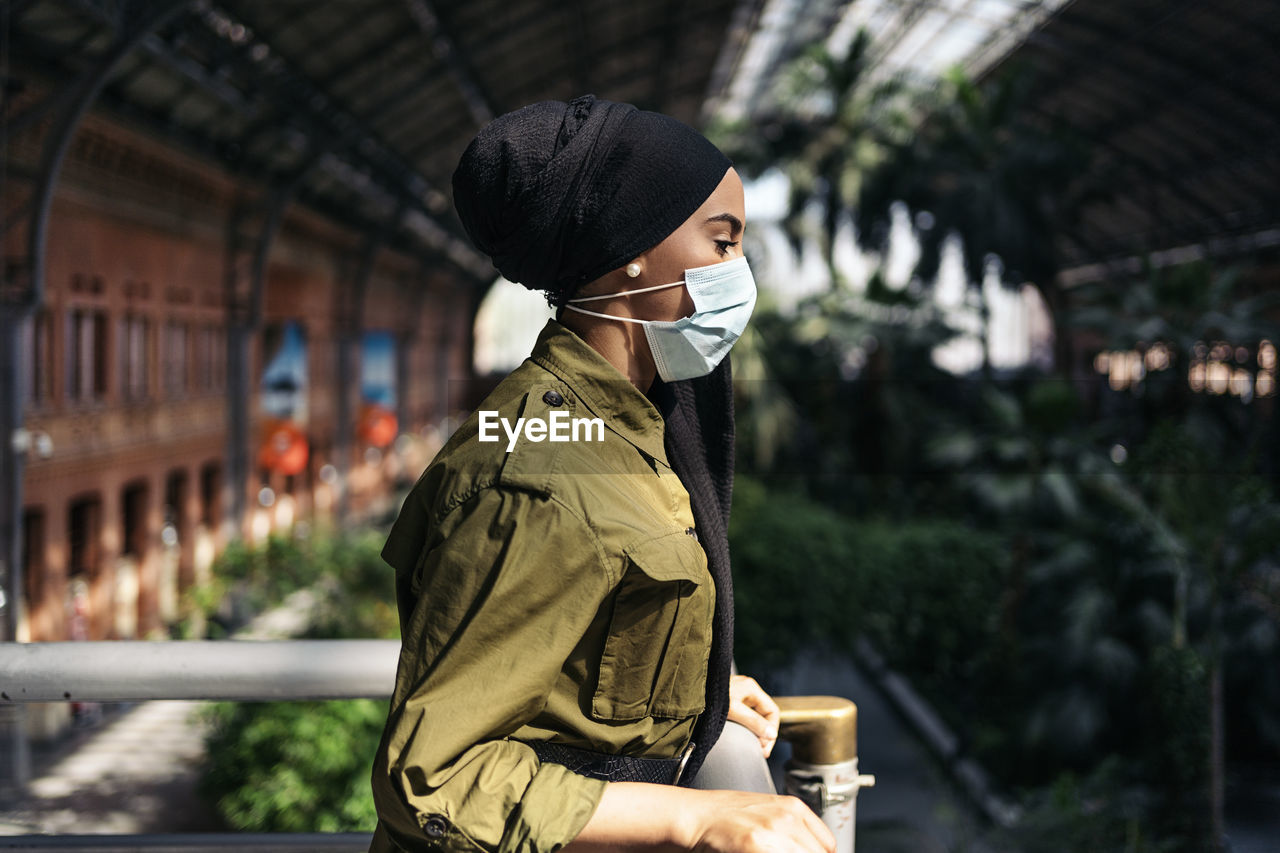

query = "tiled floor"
0;700;221;835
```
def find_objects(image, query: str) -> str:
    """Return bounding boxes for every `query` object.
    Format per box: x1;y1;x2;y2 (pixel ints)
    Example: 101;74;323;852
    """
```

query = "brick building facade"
14;113;475;662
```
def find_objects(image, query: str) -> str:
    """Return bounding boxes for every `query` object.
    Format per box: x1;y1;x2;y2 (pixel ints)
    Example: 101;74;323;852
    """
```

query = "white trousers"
688;720;776;793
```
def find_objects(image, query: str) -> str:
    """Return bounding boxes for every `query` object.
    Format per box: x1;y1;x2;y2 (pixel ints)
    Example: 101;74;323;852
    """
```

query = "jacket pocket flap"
623;530;705;584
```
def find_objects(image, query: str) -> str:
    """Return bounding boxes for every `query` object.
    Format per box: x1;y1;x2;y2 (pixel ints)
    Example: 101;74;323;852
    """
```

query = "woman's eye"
715;240;739;256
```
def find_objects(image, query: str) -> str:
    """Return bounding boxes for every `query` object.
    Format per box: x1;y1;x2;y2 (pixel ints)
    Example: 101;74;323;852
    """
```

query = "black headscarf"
452;94;731;305
654;361;736;787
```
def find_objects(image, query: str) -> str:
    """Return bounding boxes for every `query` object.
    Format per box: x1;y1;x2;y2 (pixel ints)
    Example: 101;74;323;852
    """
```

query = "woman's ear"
627;247;661;280
626;248;658;279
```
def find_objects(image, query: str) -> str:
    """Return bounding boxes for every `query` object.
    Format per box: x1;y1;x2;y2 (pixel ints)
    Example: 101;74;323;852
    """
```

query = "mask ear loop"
563;305;651;324
567;279;686;303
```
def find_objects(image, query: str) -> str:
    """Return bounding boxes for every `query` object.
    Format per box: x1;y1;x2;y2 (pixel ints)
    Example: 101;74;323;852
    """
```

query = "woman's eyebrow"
704;213;743;237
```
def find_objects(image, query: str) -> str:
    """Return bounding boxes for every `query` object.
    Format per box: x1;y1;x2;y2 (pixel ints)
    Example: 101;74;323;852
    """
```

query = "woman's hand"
567;783;836;853
684;789;835;853
727;674;781;758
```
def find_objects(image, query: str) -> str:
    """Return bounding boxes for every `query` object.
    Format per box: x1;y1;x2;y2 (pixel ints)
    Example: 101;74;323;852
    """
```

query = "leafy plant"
729;474;1012;738
855;66;1104;373
735;271;969;517
711;30;911;286
994;759;1178;853
201;699;385;832
197;531;396;831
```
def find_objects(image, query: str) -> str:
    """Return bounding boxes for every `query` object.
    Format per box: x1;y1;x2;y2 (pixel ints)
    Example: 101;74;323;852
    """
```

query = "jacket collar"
529;320;670;466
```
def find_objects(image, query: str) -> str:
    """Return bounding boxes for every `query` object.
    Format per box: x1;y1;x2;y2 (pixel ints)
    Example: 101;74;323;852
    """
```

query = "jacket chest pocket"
592;531;713;722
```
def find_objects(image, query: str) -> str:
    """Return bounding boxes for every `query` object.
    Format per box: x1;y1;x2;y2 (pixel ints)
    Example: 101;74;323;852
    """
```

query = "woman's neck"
559;311;657;392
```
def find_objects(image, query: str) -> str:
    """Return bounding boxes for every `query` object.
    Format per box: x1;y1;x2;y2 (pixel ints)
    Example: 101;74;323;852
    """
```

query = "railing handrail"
0;640;869;853
0;640;400;703
0;833;372;851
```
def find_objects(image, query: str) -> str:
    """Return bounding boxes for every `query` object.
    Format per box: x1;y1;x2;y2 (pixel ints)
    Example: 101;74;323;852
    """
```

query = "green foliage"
1070;261;1279;359
720;10;1279;845
201;699;385;832
214;534;318;607
186;530;398;640
1128;423;1280;763
730;476;1011;733
1068;259;1280;775
732;252;1278;850
301;532;401;641
729;476;862;669
853;519;1011;705
994;759;1178;853
1141;646;1212;848
181;534;317;638
735;278;968;517
710;29;911;286
196;531;397;831
855;67;1097;291
728;442;1273;847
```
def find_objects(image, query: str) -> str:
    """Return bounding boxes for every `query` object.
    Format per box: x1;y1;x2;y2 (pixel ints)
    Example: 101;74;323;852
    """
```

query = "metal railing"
0;641;871;852
1;641;399;703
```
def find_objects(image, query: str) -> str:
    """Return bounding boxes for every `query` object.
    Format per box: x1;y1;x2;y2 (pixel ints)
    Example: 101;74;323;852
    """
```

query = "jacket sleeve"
372;486;610;853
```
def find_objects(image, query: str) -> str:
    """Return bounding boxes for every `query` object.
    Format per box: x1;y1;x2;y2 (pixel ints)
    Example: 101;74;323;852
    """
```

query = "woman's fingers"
569;782;835;853
744;677;781;727
725;701;776;755
687;791;837;853
795;796;838;853
728;675;781;757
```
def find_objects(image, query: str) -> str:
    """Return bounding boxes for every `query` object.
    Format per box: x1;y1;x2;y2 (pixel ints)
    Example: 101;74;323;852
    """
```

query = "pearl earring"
625;263;642;278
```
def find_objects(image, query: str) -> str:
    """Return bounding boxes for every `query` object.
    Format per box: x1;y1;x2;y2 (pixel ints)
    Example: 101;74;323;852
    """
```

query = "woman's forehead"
695;169;746;220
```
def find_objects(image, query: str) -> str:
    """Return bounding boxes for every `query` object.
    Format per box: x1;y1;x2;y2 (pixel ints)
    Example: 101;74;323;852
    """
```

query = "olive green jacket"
370;320;715;853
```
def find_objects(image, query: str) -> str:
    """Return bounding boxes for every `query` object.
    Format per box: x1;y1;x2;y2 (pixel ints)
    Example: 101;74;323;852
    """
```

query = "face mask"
565;256;758;383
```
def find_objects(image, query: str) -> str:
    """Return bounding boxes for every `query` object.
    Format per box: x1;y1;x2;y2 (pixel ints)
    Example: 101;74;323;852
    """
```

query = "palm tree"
1070;259;1280;425
855;67;1103;376
712;29;910;288
1068;259;1280;850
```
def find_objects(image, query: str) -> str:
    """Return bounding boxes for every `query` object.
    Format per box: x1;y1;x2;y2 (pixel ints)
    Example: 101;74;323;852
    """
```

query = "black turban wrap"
452;94;731;305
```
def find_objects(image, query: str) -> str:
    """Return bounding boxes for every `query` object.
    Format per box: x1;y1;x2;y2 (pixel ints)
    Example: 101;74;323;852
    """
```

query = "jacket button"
542;390;564;406
423;815;449;838
686;527;698;541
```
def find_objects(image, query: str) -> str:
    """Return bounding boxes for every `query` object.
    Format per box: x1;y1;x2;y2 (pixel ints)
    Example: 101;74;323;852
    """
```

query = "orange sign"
258;419;309;476
357;403;398;448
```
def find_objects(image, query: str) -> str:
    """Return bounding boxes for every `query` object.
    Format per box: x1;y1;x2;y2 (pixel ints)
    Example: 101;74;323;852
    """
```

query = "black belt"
523;740;693;785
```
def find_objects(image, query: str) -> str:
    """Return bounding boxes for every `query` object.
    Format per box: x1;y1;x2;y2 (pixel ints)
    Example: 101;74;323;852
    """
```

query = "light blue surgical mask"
565;256;757;383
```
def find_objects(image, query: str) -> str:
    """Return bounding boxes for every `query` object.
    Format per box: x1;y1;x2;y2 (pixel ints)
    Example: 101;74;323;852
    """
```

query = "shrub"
729;476;863;669
201;699;385;832
729;474;1012;731
197;530;396;831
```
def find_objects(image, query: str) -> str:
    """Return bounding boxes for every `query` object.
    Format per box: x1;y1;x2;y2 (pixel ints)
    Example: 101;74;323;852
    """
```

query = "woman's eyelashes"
714;239;739;256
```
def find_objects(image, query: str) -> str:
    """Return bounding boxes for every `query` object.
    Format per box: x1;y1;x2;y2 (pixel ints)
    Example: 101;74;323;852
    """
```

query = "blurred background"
1;0;1277;850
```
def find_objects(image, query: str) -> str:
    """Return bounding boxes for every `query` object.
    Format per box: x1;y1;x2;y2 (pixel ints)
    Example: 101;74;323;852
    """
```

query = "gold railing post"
777;696;876;853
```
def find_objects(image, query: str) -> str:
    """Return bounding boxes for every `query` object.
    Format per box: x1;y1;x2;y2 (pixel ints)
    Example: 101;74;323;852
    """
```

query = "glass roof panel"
718;0;1066;117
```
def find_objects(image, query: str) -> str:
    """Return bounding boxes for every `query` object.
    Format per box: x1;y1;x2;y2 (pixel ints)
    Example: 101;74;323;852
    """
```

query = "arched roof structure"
4;0;767;287
14;0;1272;291
986;0;1280;282
724;0;1279;285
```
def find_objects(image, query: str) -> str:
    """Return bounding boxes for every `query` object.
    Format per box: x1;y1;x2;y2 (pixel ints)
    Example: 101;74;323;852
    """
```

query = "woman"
371;95;833;853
